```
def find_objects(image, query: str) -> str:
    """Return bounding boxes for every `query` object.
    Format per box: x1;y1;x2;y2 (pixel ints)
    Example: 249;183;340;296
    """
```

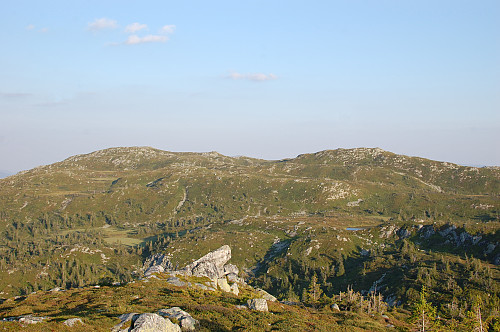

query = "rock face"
130;313;180;332
158;307;198;331
247;298;268;312
180;245;232;280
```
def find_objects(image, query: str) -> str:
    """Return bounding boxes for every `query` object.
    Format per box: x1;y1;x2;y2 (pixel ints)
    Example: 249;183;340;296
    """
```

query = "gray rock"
180;245;231;280
166;277;187;287
380;225;397;238
63;318;83;327
158;307;198;331
331;303;340;311
223;264;239;276
131;313;180;332
247;298;268;312
255;288;277;302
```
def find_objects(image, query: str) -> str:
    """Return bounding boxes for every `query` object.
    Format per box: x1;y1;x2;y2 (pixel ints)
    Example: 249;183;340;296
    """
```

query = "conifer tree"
410;286;437;332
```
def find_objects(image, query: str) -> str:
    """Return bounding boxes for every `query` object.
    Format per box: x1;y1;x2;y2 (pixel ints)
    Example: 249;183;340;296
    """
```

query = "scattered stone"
18;315;45;324
382;314;390;320
331;303;340;311
235;305;248;310
63;318;83;327
247;298;268;312
130;313;180;332
143;253;173;275
158;307;198;331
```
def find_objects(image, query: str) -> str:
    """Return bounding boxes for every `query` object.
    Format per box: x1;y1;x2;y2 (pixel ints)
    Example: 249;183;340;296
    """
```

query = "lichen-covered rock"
158;307;198;331
180;245;231;280
63;318;83;327
217;277;231;292
255;288;277;302
130;313;180;332
223;264;239;276
247;298;268;312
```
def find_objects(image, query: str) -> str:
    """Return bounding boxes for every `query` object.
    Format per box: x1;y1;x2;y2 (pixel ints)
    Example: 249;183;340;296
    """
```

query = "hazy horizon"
1;1;499;172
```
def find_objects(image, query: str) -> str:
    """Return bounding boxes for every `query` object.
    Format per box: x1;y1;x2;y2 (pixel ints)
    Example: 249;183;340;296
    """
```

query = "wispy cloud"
125;34;168;45
159;25;176;34
227;72;278;82
125;22;147;34
25;24;35;31
87;18;118;31
0;92;33;99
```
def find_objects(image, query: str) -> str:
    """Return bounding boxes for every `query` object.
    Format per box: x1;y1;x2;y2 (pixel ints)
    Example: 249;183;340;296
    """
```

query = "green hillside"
0;146;499;330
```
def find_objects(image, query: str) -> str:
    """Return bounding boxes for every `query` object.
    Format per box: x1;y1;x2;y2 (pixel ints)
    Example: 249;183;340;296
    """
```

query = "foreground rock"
247;298;268;312
158;307;198;331
130;313;180;332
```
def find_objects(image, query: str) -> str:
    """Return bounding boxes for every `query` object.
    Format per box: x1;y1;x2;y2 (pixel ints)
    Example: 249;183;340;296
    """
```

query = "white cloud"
39;27;49;33
87;18;118;31
125;22;147;33
159;25;176;34
25;24;35;30
227;72;278;82
125;34;168;45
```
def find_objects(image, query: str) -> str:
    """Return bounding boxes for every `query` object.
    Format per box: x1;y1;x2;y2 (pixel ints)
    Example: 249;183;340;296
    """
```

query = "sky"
1;0;499;173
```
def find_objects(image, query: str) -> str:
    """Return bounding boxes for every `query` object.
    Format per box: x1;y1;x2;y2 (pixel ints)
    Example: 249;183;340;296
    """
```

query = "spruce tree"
410;286;437;332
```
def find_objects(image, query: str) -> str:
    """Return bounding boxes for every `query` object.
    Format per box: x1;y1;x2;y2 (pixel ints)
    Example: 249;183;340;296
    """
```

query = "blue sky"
1;0;499;172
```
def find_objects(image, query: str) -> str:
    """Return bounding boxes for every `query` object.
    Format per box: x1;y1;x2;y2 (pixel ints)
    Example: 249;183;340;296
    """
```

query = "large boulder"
130;313;180;332
247;299;268;312
180;245;231;280
158;307;198;331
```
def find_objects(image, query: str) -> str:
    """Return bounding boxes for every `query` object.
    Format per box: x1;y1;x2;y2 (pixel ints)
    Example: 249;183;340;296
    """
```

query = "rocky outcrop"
158;307;198;331
143;253;173;276
180;245;231;280
247;298;268;312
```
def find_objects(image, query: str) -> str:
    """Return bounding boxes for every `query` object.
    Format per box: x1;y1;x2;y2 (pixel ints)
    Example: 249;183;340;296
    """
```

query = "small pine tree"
306;273;323;306
410;286;437;332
